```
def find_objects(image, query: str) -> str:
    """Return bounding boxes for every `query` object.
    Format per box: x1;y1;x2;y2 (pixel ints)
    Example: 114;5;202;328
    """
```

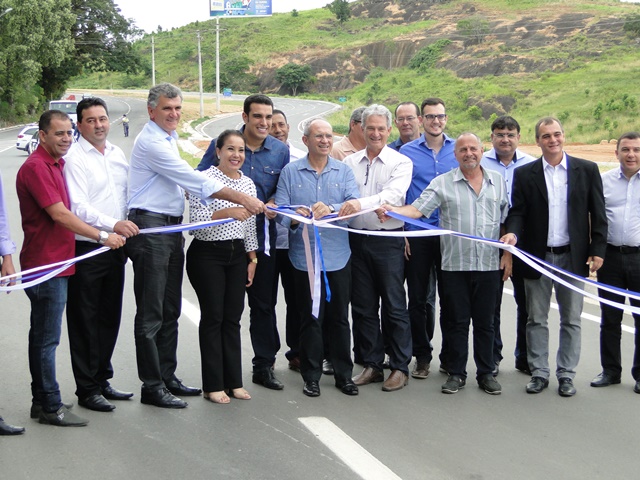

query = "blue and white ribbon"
0;219;233;292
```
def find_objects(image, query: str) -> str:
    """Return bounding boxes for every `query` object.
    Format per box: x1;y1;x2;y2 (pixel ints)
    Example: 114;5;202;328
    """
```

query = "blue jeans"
25;277;68;412
525;252;584;380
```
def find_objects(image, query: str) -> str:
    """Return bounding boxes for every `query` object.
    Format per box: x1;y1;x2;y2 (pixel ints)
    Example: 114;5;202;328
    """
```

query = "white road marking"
504;288;635;333
182;298;200;326
299;416;403;480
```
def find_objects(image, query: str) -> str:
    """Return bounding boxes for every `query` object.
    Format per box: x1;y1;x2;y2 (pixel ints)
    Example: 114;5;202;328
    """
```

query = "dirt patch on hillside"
515;142;619;165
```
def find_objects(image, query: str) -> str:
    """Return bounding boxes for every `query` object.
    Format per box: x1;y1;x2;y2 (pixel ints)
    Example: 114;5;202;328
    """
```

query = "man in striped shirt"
378;133;510;395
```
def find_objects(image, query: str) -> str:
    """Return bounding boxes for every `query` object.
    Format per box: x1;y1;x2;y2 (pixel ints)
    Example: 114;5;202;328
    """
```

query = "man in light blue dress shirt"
481;115;535;376
591;132;640;394
275;119;361;397
127;83;264;409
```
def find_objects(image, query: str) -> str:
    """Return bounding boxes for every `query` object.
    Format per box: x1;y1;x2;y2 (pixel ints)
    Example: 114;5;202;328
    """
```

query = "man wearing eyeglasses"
388;102;422;151
398;98;458;380
341;104;413;392
481;116;535;377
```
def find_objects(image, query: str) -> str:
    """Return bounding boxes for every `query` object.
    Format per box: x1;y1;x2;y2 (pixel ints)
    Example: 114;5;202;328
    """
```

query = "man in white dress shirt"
590;132;640;394
65;97;140;412
341;104;413;392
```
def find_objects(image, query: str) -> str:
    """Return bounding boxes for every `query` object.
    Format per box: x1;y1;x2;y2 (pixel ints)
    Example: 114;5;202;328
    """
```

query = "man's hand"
500;251;513;281
404;237;411;261
242;195;266;215
265;200;278;220
338;199;361;217
1;254;16;291
375;204;394;223
104;233;125;250
294;206;312;218
222;207;252;222
587;255;604;273
499;233;517;245
311;202;333;220
113;220;140;238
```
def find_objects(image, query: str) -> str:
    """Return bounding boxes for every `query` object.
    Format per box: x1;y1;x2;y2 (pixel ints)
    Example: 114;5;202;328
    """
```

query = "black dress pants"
187;239;246;392
67;241;126;398
293;263;353;385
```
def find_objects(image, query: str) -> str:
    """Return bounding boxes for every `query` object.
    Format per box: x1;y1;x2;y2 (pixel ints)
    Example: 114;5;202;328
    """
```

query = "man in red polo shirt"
16;110;124;427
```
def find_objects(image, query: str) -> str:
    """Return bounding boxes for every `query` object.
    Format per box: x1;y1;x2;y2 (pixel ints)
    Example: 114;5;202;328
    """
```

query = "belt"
546;245;570;254
128;208;183;225
607;244;640;254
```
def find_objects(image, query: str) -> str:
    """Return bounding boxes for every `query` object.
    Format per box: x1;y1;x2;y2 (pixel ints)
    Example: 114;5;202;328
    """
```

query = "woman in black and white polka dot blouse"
186;130;259;404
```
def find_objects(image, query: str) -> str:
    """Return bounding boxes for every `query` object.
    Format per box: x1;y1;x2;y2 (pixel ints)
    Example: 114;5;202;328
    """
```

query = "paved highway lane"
1;98;639;479
197;96;341;150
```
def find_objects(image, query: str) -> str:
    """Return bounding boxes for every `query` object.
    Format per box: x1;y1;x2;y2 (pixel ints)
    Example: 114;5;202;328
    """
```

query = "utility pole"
216;17;220;113
197;31;204;117
151;35;156;86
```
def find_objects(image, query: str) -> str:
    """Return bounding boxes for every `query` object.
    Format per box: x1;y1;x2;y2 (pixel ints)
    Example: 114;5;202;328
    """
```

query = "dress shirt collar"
295;155;340;174
452;166;495;186
76;135;115;156
147;119;179;141
240;125;278;152
37;145;64;167
542;152;567;170
484;148;530;166
354;145;397;165
418;132;454;150
613;166;640;181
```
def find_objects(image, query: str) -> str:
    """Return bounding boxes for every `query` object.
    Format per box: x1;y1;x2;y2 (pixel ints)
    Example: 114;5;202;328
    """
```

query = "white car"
16;124;39;153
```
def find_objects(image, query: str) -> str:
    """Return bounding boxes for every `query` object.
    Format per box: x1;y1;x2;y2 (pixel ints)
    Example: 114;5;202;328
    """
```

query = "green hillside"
71;0;640;143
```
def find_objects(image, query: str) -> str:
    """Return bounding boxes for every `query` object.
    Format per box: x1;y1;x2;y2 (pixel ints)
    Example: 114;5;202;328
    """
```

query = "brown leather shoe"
382;370;409;392
411;361;430;379
352;367;384;386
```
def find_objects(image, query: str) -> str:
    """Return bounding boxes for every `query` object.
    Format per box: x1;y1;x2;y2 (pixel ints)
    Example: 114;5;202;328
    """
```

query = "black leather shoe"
634;381;640;394
102;385;134;400
322;359;334;376
30;402;74;419
558;377;577;397
590;372;621;388
79;394;115;412
39;406;88;427
165;378;202;397
526;376;549;394
336;380;359;396
141;387;188;408
0;417;25;436
252;368;284;390
303;381;320;397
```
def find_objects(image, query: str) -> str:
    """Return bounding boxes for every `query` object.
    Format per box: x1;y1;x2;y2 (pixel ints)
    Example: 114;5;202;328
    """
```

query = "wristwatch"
328;204;335;213
98;231;109;245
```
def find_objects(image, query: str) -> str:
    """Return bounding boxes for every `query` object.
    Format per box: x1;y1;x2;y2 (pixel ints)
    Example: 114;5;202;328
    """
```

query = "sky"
116;0;343;34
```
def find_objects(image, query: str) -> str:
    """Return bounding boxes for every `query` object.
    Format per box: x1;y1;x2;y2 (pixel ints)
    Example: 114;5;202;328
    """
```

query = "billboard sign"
210;0;272;17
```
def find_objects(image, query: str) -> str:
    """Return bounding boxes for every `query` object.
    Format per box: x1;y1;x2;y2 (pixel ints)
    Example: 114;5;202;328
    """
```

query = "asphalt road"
0;96;639;479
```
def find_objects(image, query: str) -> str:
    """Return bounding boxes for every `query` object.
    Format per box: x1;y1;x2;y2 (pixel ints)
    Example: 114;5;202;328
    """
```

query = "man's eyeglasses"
494;133;517;139
424;114;447;122
395;116;418;123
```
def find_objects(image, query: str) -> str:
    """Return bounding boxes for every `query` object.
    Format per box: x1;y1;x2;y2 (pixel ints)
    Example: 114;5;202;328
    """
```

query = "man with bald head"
275;119;360;397
379;133;510;395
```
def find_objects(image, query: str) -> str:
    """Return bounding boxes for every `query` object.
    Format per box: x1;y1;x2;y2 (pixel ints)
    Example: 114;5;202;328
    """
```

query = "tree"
0;0;75;118
275;63;312;96
457;16;490;45
39;0;143;101
326;0;351;24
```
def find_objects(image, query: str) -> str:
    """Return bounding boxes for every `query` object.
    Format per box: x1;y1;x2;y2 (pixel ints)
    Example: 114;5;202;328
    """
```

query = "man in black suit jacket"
501;117;607;397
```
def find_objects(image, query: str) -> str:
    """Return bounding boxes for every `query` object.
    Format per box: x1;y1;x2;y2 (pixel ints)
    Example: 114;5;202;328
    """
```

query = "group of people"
1;85;639;437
